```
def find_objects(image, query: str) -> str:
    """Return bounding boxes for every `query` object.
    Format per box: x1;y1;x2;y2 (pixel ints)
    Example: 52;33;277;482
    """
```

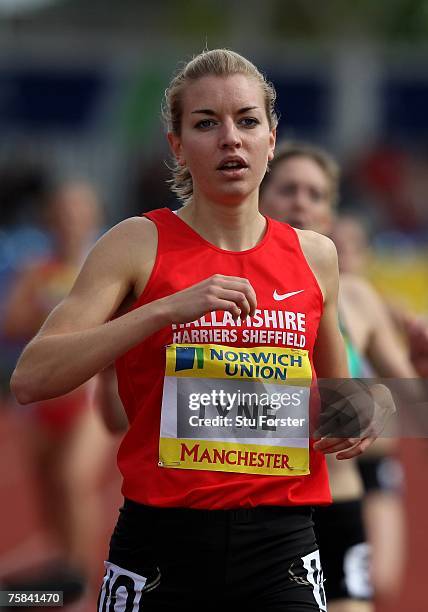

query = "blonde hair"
261;141;340;207
162;49;278;204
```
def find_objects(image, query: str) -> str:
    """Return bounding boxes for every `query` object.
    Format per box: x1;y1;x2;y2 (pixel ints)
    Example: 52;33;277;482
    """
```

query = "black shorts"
98;498;327;611
314;500;372;601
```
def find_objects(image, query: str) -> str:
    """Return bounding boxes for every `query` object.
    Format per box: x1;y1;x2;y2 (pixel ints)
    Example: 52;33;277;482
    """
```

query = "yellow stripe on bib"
159;438;309;476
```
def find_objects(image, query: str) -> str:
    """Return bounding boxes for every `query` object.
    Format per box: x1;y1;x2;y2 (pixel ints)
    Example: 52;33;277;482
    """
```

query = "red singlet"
116;208;331;509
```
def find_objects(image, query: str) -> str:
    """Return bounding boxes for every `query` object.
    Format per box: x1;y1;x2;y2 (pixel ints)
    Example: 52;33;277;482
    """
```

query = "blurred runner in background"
2;181;116;602
331;214;428;378
260;141;419;612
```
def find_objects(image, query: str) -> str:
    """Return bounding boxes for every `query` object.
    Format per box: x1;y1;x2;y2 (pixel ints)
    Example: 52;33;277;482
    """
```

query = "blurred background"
0;1;426;611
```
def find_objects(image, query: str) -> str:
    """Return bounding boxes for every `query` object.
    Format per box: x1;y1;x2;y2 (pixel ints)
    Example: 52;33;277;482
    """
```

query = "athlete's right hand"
155;274;257;325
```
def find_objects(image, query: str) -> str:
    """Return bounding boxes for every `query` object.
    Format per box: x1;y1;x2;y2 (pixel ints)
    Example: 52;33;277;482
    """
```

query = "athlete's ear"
268;128;276;162
167;132;186;167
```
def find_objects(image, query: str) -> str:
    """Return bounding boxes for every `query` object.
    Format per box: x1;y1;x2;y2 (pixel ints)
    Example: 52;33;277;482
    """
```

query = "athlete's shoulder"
294;228;338;270
104;215;156;239
96;215;157;253
293;229;338;303
340;272;374;295
80;216;158;285
340;272;382;306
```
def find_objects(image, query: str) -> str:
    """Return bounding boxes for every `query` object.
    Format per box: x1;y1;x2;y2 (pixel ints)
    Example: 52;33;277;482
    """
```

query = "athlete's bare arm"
296;230;393;459
407;316;428;377
11;217;258;404
95;364;128;434
297;230;349;379
385;303;428;376
11;217;150;401
341;274;416;377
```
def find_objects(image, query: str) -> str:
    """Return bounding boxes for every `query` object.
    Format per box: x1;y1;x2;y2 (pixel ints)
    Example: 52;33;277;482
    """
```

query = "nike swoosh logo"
273;289;305;301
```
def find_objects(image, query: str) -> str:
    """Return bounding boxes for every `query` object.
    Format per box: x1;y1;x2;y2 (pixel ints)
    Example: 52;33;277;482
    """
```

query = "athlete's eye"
195;119;216;129
239;117;260;128
278;184;297;197
308;189;326;203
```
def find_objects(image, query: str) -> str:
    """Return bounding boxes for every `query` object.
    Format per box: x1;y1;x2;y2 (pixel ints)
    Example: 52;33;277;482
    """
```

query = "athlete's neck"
177;196;266;252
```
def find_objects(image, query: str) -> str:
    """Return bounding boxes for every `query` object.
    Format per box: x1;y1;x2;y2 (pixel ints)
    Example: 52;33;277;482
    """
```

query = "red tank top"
116;208;331;509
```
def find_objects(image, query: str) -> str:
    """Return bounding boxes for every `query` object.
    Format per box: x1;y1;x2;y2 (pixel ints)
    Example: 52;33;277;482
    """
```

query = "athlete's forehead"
271;156;330;189
180;74;266;117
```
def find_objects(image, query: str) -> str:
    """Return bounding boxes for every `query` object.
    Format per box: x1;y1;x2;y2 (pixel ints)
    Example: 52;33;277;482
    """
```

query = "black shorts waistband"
123;498;313;523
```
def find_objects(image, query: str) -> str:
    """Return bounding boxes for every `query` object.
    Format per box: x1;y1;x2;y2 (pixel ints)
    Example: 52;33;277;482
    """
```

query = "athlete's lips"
217;155;249;170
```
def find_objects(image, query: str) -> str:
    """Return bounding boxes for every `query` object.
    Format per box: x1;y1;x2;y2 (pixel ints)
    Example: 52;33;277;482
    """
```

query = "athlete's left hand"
313;381;396;460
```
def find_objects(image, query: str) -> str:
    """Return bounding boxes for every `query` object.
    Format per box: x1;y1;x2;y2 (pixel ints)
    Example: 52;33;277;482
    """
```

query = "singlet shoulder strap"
144;207;177;226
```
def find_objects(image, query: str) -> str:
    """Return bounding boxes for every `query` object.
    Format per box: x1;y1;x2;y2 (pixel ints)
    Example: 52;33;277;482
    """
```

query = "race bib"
159;344;312;476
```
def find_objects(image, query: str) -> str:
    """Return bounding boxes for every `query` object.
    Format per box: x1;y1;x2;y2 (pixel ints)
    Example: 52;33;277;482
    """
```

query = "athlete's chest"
158;262;321;353
151;249;320;307
133;225;323;352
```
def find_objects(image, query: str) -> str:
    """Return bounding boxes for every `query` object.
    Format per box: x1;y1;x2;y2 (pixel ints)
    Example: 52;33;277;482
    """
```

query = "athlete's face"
260;156;333;234
49;183;101;247
168;74;276;205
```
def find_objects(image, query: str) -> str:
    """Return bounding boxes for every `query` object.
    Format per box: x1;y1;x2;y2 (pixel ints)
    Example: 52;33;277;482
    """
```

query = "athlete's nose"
218;118;242;149
292;187;311;211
